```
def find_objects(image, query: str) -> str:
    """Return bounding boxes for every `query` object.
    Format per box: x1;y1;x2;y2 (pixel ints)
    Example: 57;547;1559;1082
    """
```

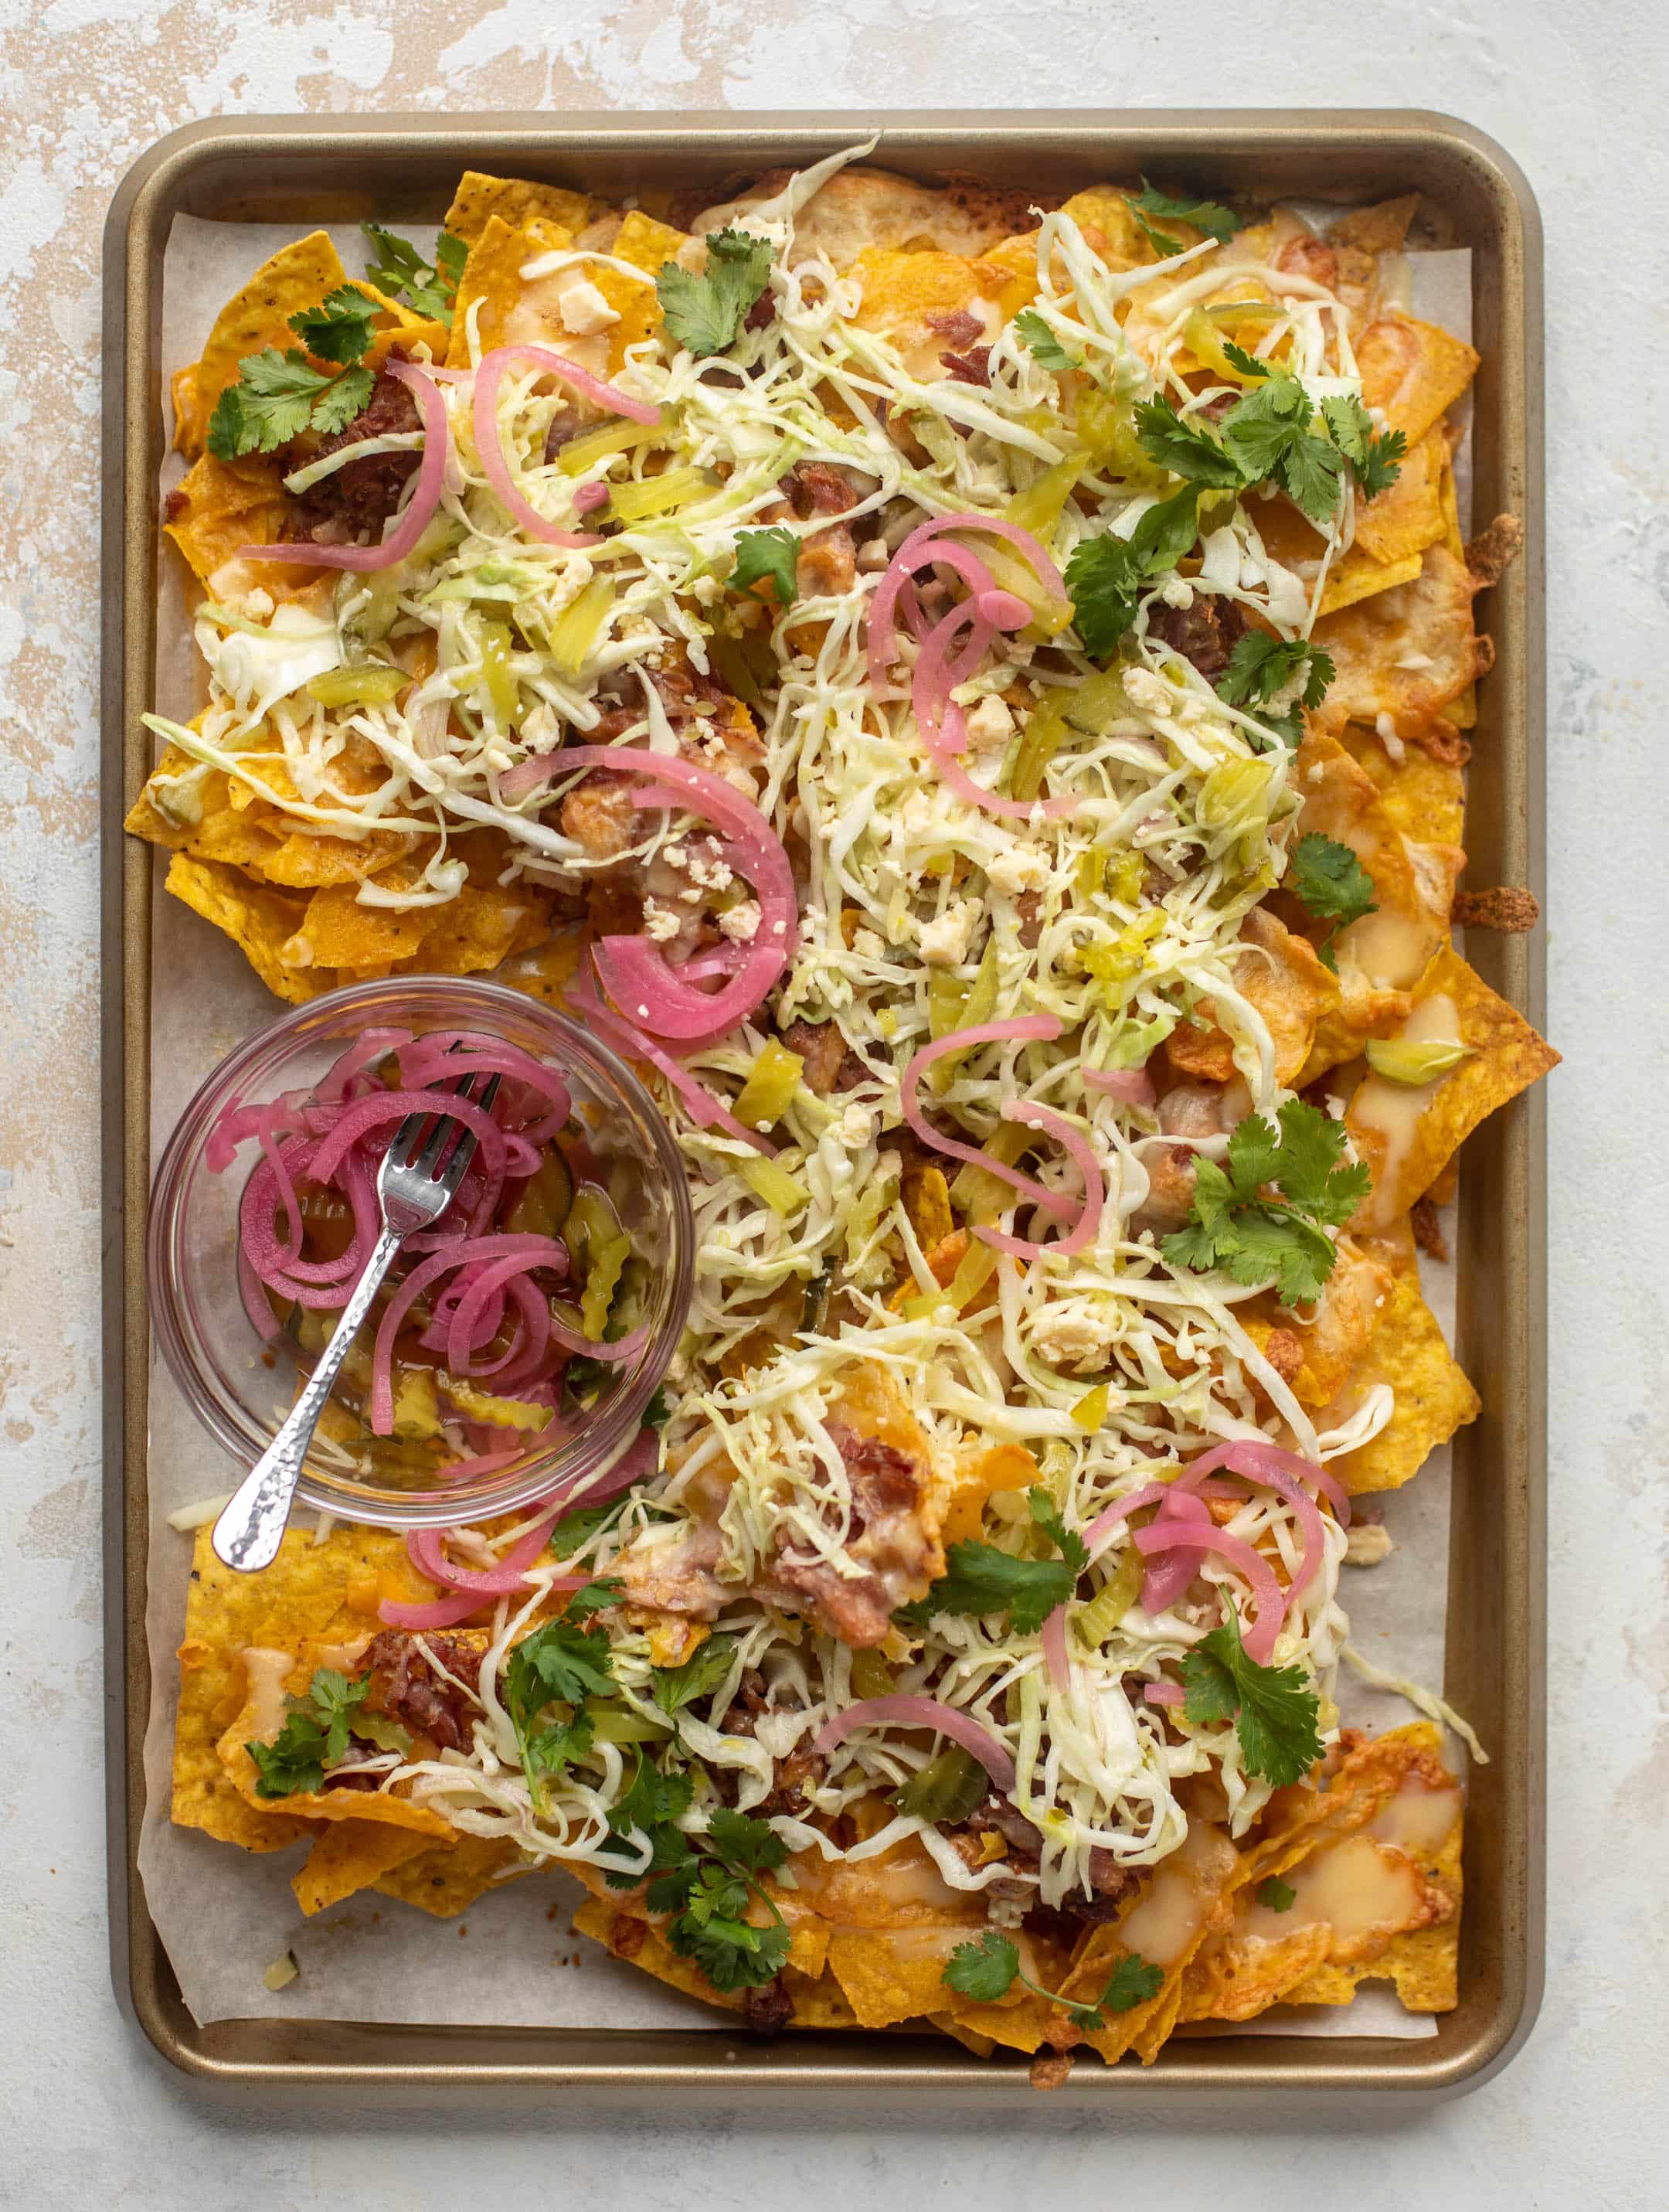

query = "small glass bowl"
147;975;694;1529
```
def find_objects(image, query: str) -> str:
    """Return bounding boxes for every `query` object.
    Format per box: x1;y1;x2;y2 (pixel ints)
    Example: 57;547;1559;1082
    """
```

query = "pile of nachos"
143;151;1556;2071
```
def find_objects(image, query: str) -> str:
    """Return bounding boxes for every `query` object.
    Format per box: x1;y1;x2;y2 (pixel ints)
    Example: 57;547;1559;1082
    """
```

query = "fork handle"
211;1223;405;1574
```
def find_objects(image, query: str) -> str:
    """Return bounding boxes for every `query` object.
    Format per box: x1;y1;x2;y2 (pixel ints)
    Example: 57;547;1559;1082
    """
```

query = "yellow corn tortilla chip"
1325;1271;1481;1495
1351;423;1450;570
1340;723;1467;849
282;882;432;973
187;230;350;451
372;1835;530;1918
444;171;595;247
1166;906;1338;1087
292;1819;432;1915
1313;544;1490;740
699;166;1043;268
851;247;1032;383
447;213;576;367
1346;943;1559;1230
785;1965;858;2029
932;2012;998;2057
1245;1242;1393;1409
827;1928;981;2031
1060;186;1164;272
128;751;418;894
393;882;553;978
165;852;328;1004
1062;1822;1242;2064
942;1439;1040;1547
572;1894;748;2014
1327;196;1422;255
902;1162;954;1251
172;1523;420;1846
161;453;322;593
1317;546;1423;618
1357;312;1479;448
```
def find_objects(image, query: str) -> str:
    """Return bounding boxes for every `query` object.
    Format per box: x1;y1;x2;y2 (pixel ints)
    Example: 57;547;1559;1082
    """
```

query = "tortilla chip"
161;453;314;592
1350;423;1450;570
1284;1806;1462;2011
1246;1243;1394;1409
443;171;595;247
698;166;1042;267
1317;546;1423;618
396;883;553;978
373;1834;531;1917
1060;186;1163;273
172;1523;420;1847
942;1440;1041;1547
851;247;1032;382
1327;196;1421;255
573;1894;747;2013
932;2012;998;2057
185;230;350;454
786;1965;859;2029
1345;943;1559;1230
902;1162;954;1251
1356;313;1479;449
292;1819;432;1915
1340;723;1467;849
1326;1271;1480;1495
1313;545;1489;740
282;882;432;973
1063;1822;1242;2064
165;852;327;1003
447;213;576;366
1166;906;1338;1087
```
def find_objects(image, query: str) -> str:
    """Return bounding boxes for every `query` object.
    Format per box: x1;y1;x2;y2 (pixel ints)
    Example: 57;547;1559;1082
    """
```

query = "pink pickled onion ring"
472;343;657;549
975;1098;1105;1261
304;1087;506;1196
901;1017;1069;1217
1145;1682;1187;1708
240;357;449;571
377;1568;593;1632
912;599;1077;823
1180;1438;1351;1530
814;1696;1016;1794
571;974;776;1155
1132;1520;1286;1664
407;1509;560;1596
369;1234;569;1434
868;513;1068;697
1084;1065;1157;1108
573;480;610;513
1042;1605;1071;1694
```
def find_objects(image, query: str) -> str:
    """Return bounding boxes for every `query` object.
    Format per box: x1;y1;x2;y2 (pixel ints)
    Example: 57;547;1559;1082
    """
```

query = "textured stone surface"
0;2;1664;2203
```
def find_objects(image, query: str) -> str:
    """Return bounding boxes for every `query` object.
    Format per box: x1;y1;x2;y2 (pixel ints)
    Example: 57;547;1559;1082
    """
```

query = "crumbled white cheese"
900;790;936;839
918;898;982;968
1344;1523;1394;1567
688;850;733;893
987;842;1051;896
1030;1302;1116;1373
558;278;620;335
851;927;885;959
964;693;1015;757
1122;666;1171;716
642;898;682;943
1159;578;1195;610
689;573;722;606
856;536;890;571
838;1102;875;1146
719;899;762;944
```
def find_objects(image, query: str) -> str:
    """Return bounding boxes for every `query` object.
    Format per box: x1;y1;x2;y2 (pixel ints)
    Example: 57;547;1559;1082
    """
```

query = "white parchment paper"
133;213;1470;2040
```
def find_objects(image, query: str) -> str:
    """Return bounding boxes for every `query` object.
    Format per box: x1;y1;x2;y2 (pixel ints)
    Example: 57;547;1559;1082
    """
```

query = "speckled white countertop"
2;2;1664;2203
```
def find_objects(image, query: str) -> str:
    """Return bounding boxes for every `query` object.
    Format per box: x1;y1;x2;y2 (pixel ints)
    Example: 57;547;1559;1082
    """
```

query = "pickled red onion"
241;357;450;572
570;974;775;1155
369;1234;569;1435
974;1099;1105;1261
1042;1605;1072;1694
472;344;658;550
901;1017;1069;1217
1132;1520;1286;1663
1085;1065;1157;1108
1145;1682;1187;1708
814;1696;1016;1793
406;1509;559;1596
1181;1438;1351;1530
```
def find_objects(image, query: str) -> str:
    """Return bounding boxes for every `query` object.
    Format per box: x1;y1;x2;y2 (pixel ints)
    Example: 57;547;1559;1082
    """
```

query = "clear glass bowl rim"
145;974;695;1530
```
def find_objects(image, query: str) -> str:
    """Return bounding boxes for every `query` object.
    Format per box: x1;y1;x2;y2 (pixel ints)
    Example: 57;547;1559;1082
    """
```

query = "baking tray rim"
101;106;1546;2104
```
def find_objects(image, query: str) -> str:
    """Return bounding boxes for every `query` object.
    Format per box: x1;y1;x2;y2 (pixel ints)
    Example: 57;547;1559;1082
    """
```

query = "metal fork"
212;1073;501;1574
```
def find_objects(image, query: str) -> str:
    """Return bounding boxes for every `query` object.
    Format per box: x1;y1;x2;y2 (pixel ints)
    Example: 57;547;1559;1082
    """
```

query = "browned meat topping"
1410;1194;1449;1262
779;1018;848;1096
284;367;421;543
1451;884;1539;932
1144;594;1247;682
940;345;992;386
742;1975;795;2034
362;1629;483;1754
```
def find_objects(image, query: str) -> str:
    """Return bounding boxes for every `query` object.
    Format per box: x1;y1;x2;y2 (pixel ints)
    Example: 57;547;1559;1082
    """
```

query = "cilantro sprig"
1161;1098;1370;1306
1132;369;1402;533
657;229;774;358
1179;1601;1324;1788
246;1666;409;1797
1214;631;1336;749
651;1633;739;1717
1014;308;1082;372
606;1766;791;1993
1064;483;1208;657
1321;393;1408;502
943;1928;1164;2031
1128;178;1242;257
501;1578;620;1806
1287;832;1378;968
900;1486;1086;1634
732;525;800;608
362;223;467;325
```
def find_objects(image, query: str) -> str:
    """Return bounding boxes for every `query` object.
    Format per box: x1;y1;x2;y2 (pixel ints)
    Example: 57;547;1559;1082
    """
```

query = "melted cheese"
1370;1778;1462;1859
1338;906;1436;989
1119;1822;1239;1966
1348;992;1462;1193
1244;1831;1423;1945
240;1647;296;1740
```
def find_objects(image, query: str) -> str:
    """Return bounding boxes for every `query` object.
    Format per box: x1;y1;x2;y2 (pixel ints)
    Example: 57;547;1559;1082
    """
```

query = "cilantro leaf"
657;229;773;358
287;284;379;366
707;1805;789;1876
522;1706;595;1792
1130;179;1242;249
1179;1602;1324;1787
362;223;465;325
1257;1875;1297;1911
608;1753;695;1840
1214;632;1334;747
307;1667;372;1764
892;1743;990;1823
1096;1952;1167;2013
944;1929;1020;2003
1321;395;1407;501
1162;1099;1369;1305
245;1666;374;1797
733;525;799;608
1064;533;1143;657
1065;484;1204;658
1218;374;1313;480
651;1633;739;1716
1221;339;1273;380
1276;428;1346;527
308;363;376;437
1288;832;1378;948
668;1867;792;1993
901;1538;1076;1636
501;1587;620;1803
1015;308;1082;371
206;348;374;461
1134;396;1243;488
1027;1486;1089;1576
